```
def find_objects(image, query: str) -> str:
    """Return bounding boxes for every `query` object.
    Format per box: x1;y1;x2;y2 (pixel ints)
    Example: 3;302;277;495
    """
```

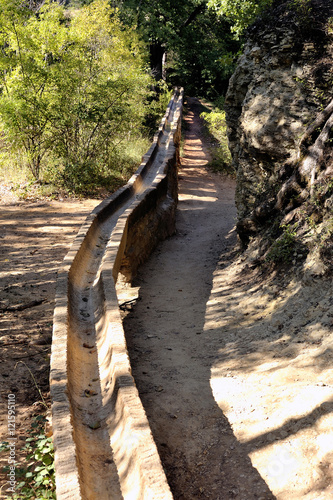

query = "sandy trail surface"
121;98;270;499
121;97;333;500
0;197;100;490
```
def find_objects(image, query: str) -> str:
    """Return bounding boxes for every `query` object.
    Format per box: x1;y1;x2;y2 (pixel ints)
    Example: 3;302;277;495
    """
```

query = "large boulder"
225;0;333;258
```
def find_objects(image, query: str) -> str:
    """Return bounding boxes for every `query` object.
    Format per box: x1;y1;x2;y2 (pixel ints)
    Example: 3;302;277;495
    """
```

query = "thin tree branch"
181;3;206;28
84;87;128;160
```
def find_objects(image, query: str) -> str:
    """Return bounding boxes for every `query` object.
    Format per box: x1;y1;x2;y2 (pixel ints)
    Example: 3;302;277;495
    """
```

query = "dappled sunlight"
179;193;219;203
211;371;333;442
181;115;210;171
205;254;333;498
0;199;99;376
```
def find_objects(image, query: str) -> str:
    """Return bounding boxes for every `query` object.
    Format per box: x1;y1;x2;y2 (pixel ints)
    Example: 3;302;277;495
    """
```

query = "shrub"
200;102;234;174
0;0;152;193
1;415;55;499
266;223;298;263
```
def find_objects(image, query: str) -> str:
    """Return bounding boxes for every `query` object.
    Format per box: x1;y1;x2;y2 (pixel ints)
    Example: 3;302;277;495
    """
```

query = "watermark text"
6;394;17;494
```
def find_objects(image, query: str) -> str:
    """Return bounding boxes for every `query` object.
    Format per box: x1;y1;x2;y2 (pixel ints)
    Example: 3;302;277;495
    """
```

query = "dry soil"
120;97;333;500
0;194;100;493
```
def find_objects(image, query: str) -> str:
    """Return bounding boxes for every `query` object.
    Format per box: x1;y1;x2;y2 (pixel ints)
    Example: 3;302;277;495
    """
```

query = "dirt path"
121;98;333;499
121;98;273;499
0;196;100;490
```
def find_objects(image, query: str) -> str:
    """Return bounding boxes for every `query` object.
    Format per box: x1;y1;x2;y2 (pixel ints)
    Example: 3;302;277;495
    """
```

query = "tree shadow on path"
122;98;276;499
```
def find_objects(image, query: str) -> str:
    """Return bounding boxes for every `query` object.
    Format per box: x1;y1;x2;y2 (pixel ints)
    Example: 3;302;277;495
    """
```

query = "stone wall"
50;89;183;500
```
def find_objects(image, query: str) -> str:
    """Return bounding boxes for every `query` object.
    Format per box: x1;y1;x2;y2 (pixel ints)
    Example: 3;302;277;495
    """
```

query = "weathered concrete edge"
99;112;182;499
50;88;183;499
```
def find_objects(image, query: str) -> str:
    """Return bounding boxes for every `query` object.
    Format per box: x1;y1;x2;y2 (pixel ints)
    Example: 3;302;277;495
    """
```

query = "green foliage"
115;0;241;98
1;415;55;499
287;0;312;30
0;0;52;178
169;9;240;97
266;223;298;264
0;0;152;193
49;135;151;195
327;17;333;35
289;0;312;17
207;0;273;38
0;440;9;453
200;101;234;174
116;0;205;49
143;80;173;136
50;0;150;191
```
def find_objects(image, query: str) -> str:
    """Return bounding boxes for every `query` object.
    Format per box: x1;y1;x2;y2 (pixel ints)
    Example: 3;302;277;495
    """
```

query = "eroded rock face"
225;0;333;247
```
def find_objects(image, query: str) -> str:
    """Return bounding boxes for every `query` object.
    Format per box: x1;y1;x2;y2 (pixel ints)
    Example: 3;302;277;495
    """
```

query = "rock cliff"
225;0;333;273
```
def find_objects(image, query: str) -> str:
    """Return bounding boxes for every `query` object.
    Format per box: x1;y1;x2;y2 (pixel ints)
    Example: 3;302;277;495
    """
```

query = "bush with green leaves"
266;223;298;264
207;0;273;38
142;80;173;136
0;0;152;193
1;415;55;499
289;0;312;16
200;101;234;174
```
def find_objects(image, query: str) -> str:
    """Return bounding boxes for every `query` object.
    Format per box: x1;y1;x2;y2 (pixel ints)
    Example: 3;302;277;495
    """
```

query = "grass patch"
200;99;234;176
265;223;298;264
0;147;33;186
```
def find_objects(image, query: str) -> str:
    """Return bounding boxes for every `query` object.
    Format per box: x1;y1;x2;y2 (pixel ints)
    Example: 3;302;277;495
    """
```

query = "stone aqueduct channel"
50;89;183;500
51;90;333;499
50;91;281;500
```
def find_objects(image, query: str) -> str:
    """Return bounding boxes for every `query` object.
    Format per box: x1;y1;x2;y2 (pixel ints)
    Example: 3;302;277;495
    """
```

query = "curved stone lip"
50;88;184;500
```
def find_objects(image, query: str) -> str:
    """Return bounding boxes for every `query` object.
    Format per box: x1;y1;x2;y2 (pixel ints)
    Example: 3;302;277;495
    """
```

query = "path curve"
121;98;275;499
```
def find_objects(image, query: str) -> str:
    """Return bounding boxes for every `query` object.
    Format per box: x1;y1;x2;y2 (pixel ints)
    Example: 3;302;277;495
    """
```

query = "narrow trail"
121;98;275;499
122;97;333;499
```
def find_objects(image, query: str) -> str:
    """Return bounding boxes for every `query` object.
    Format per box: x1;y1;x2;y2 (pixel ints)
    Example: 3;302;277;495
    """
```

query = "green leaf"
0;441;9;452
42;455;53;465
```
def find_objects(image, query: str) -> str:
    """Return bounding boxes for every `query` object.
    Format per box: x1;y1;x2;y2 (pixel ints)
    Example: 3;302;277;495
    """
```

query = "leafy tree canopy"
207;0;272;37
76;0;276;97
112;0;241;98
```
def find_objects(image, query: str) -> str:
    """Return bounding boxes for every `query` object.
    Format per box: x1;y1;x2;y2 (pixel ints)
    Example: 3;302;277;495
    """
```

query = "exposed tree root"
276;101;333;208
298;97;333;152
299;109;333;191
275;174;302;211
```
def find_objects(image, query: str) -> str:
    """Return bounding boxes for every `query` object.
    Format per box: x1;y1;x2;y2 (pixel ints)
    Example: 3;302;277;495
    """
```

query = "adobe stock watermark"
5;393;17;495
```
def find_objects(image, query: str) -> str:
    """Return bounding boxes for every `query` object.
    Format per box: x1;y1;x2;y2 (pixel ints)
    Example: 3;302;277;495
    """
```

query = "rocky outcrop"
225;0;333;271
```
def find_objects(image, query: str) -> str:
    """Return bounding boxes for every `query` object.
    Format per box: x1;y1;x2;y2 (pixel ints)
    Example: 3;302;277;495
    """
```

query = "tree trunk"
150;43;165;81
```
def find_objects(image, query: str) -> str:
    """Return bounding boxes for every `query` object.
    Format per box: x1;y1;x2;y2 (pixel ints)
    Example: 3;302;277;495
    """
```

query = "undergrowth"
1;415;55;499
200;99;234;176
0;84;170;199
0;133;151;199
266;223;298;263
